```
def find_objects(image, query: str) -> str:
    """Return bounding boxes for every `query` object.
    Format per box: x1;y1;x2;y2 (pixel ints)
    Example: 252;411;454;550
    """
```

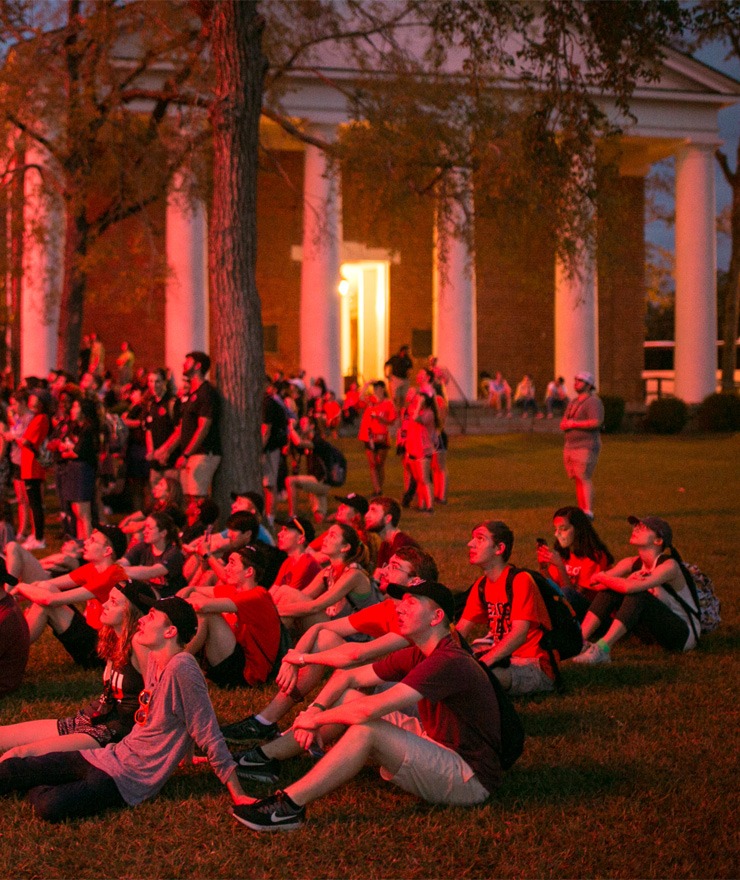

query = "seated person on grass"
231;581;501;832
364;497;419;579
0;581;154;758
182;546;285;689
12;525;129;669
0;597;251;823
269;516;321;597
4;535;84;584
573;515;699;665
271;523;374;633
119;512;185;598
457;520;556;696
220;545;438;745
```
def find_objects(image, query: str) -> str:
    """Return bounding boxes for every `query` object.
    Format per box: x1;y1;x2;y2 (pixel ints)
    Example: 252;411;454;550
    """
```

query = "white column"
20;140;64;378
554;242;599;389
674;144;717;403
165;170;209;378
300;128;343;395
433;170;477;401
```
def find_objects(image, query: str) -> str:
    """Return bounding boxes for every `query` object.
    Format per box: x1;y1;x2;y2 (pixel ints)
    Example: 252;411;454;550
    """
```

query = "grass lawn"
0;433;737;879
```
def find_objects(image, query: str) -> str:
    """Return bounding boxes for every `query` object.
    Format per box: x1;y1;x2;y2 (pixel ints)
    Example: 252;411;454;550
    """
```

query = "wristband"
310;702;326;712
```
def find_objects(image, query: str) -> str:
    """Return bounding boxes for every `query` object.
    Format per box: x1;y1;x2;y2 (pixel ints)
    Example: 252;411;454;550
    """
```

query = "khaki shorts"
563;446;599;481
261;448;282;490
181;453;221;496
508;657;555;696
379;712;489;805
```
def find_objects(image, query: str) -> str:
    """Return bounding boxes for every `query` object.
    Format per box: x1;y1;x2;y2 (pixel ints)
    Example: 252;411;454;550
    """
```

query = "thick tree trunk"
208;1;267;517
720;142;740;392
57;207;88;375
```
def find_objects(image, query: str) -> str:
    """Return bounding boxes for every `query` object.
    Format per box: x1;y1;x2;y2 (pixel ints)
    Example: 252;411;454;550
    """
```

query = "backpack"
477;566;582;687
105;412;129;455
682;563;721;634
460;635;525;771
36;437;53;469
317;441;347;487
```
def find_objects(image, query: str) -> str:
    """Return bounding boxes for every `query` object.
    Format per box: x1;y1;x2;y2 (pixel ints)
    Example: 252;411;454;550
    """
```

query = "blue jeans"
0;750;125;822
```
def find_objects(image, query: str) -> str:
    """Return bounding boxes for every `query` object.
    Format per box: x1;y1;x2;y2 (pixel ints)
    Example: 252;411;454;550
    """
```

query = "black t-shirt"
262;394;288;452
180;381;221;455
385;353;413;380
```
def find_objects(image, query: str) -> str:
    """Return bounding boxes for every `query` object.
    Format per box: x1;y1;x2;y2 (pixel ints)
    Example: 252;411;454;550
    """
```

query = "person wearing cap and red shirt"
560;371;604;520
0;596;251;822
270;517;321;595
12;525;128;669
232;580;501;832
573;516;699;665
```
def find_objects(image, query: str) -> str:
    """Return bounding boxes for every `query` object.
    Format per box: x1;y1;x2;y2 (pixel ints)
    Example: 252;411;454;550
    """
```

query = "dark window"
264;324;278;354
412;329;432;358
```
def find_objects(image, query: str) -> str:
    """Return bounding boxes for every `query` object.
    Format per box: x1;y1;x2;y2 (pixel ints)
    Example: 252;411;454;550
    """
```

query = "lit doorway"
339;261;389;387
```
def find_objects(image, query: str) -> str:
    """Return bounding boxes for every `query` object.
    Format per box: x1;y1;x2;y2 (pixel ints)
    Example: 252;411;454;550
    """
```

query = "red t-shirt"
348;597;404;638
461;566;555;679
547;551;608;591
70;562;127;630
213;585;281;685
20;414;50;480
273;553;321;592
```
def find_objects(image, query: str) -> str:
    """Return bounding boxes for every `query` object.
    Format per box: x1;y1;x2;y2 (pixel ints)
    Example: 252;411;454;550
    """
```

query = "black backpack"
320;442;347;487
460;635;525;771
478;566;582;686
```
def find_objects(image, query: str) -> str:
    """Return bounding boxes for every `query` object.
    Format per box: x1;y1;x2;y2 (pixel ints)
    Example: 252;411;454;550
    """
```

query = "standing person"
573;516;700;665
4;390;32;543
54;398;99;539
115;342;135;387
262;378;289;525
384;344;413;411
157;353;221;499
560;371;604;519
144;369;178;487
18;393;50;550
404;393;439;514
536;506;613;620
0;596;250;822
88;332;106;378
357;381;396;496
0;580;154;758
232;581;500;831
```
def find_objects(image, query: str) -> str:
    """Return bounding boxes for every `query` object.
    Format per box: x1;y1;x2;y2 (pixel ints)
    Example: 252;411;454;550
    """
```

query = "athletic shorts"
508;658;555;696
378;711;489;805
261;448;281;491
52;608;103;669
563;446;599;481
205;642;247;689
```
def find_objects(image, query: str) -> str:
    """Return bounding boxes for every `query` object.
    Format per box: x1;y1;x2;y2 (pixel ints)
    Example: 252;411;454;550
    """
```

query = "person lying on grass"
573;516;699;665
220;545;439;746
0;597;251;822
231;581;501;832
0;581;154;760
180;545;285;689
10;525;129;669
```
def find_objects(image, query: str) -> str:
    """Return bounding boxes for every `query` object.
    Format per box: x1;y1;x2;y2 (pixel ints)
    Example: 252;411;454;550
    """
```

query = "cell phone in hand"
536;537;548;547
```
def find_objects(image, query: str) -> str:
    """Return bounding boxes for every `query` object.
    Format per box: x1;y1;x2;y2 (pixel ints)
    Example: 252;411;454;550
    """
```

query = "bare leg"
5;542;49;582
72;502;92;539
0;719;59;753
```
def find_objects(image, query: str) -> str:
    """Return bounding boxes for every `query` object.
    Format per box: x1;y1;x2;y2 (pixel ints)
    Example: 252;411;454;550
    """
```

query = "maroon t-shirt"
0;593;30;697
376;531;420;569
373;635;502;793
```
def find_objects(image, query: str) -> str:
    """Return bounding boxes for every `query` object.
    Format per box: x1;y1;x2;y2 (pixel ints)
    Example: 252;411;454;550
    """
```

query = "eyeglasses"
385;560;414;576
134;689;152;726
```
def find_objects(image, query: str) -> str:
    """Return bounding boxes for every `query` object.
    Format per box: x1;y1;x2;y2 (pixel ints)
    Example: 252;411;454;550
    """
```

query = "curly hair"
96;589;145;669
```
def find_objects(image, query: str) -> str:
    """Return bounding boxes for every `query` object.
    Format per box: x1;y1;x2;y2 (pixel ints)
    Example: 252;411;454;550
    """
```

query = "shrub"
644;396;689;434
600;395;626;433
695;392;740;432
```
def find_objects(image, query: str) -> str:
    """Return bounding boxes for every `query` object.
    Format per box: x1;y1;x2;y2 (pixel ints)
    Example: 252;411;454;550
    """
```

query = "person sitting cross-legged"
181;546;285;689
220;545;438;746
231;581;501;832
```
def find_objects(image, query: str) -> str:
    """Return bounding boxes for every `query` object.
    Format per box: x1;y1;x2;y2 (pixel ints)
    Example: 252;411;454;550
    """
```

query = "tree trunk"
57;206;88;375
720;141;740;392
208;1;268;517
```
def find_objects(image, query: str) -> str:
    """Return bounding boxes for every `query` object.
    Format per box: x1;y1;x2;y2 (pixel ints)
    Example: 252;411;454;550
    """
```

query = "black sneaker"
221;714;280;745
232;791;305;832
234;748;281;785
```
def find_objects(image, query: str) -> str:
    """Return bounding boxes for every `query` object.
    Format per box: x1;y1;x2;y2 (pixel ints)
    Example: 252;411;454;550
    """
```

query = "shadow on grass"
454;489;564;510
496;762;632;804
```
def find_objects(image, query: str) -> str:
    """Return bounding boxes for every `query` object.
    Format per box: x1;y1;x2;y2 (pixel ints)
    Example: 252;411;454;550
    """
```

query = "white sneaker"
22;537;46;551
571;641;611;664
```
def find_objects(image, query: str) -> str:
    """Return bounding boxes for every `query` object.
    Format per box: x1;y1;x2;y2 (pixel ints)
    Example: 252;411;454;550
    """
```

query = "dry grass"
0;433;737;879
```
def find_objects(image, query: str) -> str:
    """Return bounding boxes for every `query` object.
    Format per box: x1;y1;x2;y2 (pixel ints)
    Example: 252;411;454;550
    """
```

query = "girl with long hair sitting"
536;505;614;620
0;580;154;761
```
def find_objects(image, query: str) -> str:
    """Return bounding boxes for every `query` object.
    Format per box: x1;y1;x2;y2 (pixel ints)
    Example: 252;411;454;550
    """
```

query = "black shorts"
53;608;103;669
205;642;247;689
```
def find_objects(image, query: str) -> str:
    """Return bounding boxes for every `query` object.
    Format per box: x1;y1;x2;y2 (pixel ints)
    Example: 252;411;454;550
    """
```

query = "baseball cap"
140;595;198;643
386;580;456;622
284;515;315;544
575;371;596;388
230;490;265;516
96;524;128;560
627;515;673;547
117;580;157;614
334;492;369;515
